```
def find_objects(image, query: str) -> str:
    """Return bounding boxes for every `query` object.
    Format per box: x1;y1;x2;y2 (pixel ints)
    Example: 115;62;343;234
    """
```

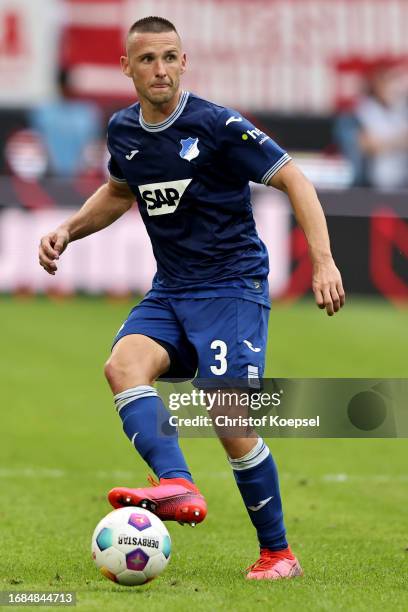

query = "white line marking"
0;468;65;478
1;468;406;484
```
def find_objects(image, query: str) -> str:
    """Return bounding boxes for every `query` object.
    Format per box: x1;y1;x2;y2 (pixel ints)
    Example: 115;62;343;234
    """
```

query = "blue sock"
229;438;288;550
115;386;193;482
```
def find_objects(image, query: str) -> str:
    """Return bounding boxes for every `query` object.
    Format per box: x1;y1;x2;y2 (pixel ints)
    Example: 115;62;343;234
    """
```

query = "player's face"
121;31;186;106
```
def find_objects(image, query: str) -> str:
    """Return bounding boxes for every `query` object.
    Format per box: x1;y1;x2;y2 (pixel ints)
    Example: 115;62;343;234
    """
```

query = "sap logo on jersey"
139;179;192;216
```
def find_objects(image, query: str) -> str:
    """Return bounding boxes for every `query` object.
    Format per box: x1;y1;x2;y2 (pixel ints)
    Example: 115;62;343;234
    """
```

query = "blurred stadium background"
0;0;406;304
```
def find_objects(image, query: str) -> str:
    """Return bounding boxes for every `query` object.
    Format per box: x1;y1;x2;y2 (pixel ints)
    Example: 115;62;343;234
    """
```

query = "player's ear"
180;52;187;75
120;55;132;78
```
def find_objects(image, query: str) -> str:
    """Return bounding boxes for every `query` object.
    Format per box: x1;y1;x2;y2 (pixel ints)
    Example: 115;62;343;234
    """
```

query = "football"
91;507;171;586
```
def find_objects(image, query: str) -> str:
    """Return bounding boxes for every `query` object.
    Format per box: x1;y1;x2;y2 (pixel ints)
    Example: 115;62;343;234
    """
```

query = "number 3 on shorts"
210;340;228;375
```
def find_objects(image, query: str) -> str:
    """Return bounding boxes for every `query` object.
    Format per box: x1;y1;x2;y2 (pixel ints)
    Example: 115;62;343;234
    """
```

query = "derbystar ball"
91;507;171;586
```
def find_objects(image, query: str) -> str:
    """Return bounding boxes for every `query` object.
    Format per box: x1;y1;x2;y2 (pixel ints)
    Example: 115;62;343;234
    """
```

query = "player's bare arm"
269;161;345;316
39;178;134;275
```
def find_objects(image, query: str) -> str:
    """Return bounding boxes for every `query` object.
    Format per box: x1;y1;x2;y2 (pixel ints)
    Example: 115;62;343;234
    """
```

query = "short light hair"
127;16;178;38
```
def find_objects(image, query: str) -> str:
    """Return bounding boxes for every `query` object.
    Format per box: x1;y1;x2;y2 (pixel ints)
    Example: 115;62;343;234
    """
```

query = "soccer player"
39;16;345;580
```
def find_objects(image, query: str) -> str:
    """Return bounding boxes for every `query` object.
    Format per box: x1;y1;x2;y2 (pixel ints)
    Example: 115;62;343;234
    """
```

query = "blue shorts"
112;292;270;388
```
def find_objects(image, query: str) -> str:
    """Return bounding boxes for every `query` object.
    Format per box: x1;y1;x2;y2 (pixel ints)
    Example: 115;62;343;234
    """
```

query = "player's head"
121;16;186;106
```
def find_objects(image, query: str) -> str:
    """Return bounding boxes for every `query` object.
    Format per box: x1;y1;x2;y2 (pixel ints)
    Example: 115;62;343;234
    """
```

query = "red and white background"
2;0;408;110
62;0;408;110
0;0;59;106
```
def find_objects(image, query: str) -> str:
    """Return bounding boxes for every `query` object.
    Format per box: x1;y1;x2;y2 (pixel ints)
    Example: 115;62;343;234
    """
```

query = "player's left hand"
312;258;345;316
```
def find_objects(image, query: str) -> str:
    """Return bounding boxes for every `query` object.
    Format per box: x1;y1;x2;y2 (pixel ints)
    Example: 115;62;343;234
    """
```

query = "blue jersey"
107;91;291;307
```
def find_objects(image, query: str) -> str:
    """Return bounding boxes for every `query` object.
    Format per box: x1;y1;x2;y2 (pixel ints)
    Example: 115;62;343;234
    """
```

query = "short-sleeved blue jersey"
107;91;291;307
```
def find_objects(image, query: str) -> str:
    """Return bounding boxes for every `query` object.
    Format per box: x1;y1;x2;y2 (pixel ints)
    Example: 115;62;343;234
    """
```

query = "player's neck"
139;90;183;125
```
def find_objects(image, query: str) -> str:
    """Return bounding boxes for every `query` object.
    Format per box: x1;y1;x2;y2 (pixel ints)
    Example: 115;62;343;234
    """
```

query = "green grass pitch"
1;296;407;611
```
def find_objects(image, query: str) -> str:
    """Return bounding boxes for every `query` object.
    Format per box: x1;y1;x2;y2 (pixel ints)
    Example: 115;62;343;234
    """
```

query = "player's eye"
141;55;154;63
166;53;177;61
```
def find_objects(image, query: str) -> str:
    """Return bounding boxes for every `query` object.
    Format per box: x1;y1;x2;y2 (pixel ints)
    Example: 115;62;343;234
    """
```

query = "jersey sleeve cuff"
109;173;128;184
261;153;292;185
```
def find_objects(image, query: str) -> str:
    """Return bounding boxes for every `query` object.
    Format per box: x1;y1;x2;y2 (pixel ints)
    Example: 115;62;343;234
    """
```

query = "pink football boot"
108;475;207;526
246;547;303;580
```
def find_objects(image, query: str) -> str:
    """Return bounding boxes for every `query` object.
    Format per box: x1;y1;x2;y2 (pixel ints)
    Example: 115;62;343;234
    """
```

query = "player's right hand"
38;228;70;275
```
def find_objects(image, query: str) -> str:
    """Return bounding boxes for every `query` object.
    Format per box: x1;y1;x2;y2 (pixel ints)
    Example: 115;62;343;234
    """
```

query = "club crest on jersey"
139;179;192;216
179;137;200;162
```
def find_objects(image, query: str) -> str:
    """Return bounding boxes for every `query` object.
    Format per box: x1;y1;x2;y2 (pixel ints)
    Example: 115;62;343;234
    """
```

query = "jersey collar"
139;91;189;132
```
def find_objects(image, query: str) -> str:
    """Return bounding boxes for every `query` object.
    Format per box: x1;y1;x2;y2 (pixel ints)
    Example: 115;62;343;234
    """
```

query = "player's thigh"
106;294;197;392
105;333;170;391
177;298;270;387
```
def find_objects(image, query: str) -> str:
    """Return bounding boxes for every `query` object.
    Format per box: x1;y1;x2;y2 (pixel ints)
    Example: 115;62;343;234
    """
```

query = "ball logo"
139;179;192;216
117;533;159;548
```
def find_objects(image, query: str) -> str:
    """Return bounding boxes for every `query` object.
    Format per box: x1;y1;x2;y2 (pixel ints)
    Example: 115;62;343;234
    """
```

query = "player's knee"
104;355;144;390
104;351;164;392
104;335;170;393
104;356;120;388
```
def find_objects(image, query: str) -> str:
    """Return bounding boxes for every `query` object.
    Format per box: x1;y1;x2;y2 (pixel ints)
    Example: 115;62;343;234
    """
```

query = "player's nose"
154;59;167;78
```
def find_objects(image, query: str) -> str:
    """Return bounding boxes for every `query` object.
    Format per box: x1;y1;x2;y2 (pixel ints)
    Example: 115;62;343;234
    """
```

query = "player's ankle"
261;546;295;559
159;476;198;489
159;472;194;483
